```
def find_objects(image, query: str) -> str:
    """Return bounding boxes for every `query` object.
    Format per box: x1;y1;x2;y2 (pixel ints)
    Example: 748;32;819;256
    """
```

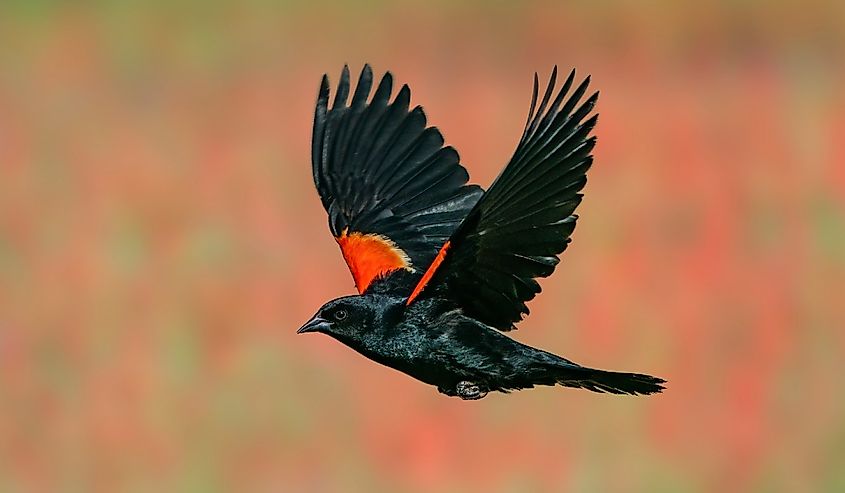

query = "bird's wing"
313;65;483;294
406;67;598;331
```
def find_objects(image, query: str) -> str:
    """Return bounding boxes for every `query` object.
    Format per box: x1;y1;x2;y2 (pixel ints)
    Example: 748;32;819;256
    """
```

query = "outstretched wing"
312;65;483;294
407;67;599;331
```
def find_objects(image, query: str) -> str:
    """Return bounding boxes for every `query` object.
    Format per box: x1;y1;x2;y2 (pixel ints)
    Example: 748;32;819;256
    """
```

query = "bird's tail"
552;365;666;395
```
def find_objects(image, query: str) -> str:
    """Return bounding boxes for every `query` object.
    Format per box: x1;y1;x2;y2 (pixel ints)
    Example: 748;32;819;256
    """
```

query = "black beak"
297;316;331;334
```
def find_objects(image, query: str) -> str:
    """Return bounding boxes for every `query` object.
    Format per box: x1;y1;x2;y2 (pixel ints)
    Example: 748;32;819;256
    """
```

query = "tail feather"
557;367;666;395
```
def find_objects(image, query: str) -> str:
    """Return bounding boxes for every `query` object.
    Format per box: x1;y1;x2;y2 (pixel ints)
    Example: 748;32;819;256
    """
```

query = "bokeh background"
1;1;844;492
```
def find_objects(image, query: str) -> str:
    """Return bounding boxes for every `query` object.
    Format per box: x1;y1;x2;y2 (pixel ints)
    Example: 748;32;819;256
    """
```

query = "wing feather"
407;67;599;330
312;65;482;294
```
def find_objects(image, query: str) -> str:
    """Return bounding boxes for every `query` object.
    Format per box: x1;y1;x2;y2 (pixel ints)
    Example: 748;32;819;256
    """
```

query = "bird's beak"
297;316;331;334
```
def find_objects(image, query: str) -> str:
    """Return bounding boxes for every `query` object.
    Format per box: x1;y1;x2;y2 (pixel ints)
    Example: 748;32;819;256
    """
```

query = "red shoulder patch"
336;230;412;293
406;240;451;305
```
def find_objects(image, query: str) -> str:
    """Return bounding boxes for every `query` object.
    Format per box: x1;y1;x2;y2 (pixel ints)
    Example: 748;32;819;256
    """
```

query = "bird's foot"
455;381;488;400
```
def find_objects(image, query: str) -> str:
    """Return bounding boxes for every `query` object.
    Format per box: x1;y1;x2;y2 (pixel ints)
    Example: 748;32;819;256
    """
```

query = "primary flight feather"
300;64;665;399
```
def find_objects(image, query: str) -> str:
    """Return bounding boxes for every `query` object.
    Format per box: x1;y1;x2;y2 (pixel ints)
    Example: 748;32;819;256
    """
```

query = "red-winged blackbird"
299;64;665;400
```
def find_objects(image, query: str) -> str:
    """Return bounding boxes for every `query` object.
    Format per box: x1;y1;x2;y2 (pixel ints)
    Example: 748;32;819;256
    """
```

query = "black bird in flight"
298;64;665;400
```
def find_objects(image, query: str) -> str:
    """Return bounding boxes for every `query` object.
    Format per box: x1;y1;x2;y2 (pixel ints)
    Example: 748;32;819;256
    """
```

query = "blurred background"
1;1;844;492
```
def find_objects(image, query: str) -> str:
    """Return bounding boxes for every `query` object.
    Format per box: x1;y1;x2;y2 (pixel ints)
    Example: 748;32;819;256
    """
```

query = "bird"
298;64;665;400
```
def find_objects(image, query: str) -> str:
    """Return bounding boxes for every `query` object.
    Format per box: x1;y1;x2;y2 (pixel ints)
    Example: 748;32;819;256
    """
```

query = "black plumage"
300;65;665;399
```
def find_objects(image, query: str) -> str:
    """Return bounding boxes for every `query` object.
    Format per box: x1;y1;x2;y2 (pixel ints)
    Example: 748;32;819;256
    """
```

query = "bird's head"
297;295;388;343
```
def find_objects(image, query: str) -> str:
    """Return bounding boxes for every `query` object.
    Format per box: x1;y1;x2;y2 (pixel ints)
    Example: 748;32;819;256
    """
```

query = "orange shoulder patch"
406;240;450;305
336;230;413;293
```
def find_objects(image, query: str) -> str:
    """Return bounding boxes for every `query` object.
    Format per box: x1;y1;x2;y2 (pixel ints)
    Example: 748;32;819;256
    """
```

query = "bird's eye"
333;309;347;321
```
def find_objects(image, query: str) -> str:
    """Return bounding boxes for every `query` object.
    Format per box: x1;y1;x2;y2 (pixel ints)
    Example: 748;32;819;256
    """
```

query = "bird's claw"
456;380;488;400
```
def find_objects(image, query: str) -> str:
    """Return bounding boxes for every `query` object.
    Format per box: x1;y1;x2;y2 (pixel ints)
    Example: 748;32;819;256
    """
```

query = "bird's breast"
349;328;456;386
